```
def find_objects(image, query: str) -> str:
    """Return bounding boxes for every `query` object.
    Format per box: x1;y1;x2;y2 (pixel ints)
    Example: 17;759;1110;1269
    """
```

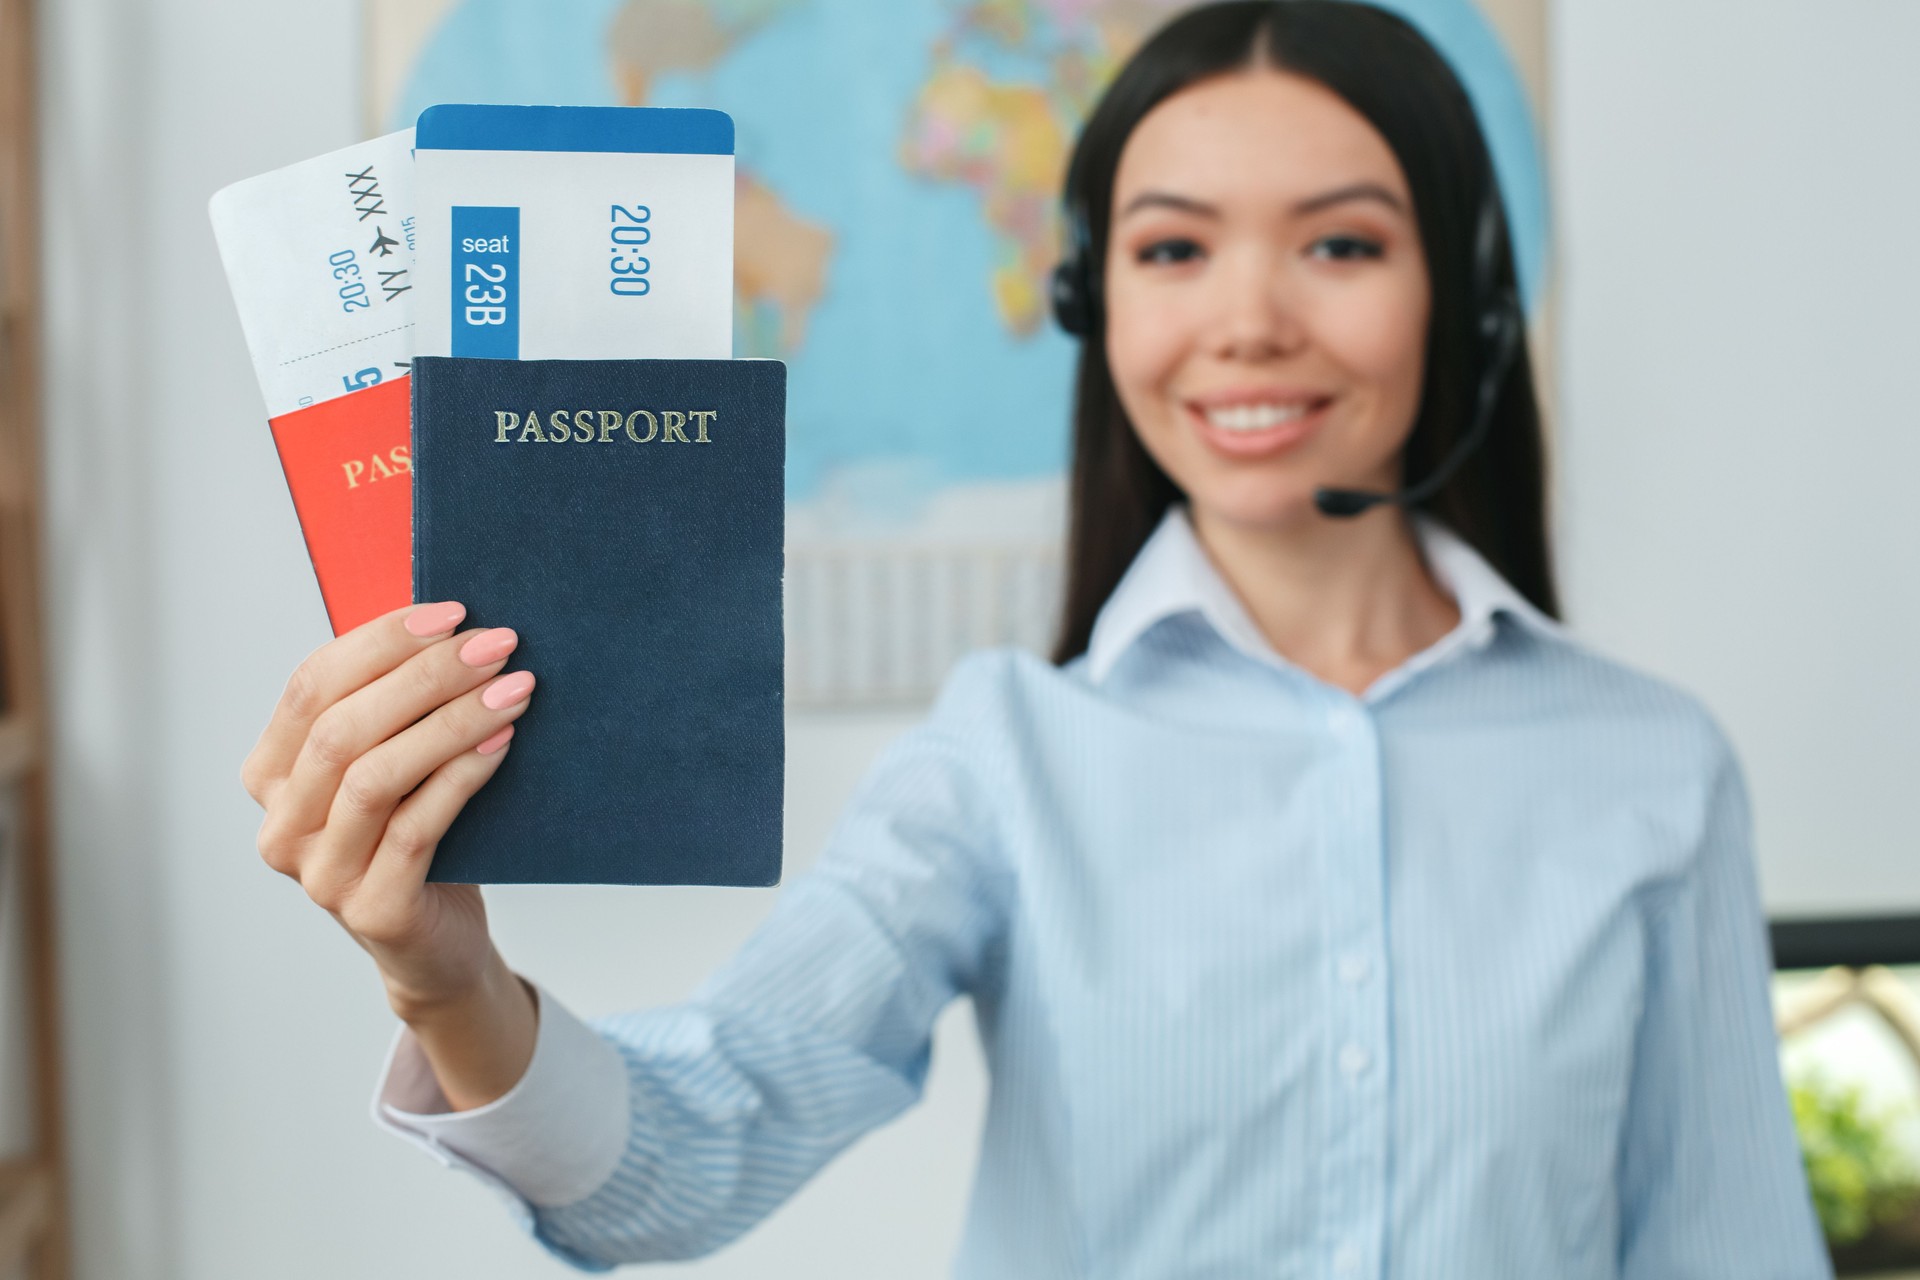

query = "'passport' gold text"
492;409;716;445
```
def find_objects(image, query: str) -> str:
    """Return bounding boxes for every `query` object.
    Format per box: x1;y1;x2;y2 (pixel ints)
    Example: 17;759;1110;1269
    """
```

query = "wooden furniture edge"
0;1158;51;1268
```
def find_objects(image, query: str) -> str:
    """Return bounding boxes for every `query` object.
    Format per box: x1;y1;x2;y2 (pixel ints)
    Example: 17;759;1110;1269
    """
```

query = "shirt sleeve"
372;981;633;1231
370;657;1012;1271
1615;735;1833;1279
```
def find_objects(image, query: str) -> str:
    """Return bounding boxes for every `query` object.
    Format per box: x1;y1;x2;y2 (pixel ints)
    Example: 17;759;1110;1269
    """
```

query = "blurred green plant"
1791;1068;1920;1245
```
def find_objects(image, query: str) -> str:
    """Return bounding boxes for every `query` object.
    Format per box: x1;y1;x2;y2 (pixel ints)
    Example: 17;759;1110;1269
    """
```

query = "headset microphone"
1311;288;1519;518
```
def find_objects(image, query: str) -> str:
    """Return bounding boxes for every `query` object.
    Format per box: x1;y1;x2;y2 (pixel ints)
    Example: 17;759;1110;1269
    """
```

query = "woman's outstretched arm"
244;600;543;1104
375;654;1016;1270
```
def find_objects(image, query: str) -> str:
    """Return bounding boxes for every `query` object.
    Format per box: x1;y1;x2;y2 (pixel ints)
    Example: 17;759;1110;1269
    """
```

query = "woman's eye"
1136;238;1204;266
1309;235;1385;262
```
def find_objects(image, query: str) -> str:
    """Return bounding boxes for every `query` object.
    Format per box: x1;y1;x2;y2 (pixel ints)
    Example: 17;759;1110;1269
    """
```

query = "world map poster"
366;0;1548;705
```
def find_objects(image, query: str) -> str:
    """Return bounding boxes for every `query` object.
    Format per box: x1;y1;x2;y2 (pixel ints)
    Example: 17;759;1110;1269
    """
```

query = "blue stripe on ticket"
450;206;519;359
417;105;734;156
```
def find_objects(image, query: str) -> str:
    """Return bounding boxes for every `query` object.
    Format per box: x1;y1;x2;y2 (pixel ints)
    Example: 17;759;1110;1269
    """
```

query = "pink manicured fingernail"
476;725;515;755
481;670;536;710
458;627;518;667
406;601;466;637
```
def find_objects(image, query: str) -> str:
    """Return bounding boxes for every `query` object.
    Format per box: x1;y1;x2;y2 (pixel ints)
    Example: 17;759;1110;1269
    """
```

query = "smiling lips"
1185;392;1333;459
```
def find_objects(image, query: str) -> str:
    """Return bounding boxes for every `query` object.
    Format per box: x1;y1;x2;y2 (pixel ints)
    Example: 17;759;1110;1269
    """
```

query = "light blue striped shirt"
377;505;1829;1278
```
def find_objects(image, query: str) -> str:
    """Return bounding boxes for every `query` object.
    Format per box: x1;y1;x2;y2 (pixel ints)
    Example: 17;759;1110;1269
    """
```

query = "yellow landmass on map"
900;62;1069;336
606;0;794;103
735;172;833;354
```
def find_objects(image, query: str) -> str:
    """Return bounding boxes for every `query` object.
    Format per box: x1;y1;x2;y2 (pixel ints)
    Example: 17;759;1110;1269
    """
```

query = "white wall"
37;2;982;1278
33;0;1920;1277
1551;0;1920;919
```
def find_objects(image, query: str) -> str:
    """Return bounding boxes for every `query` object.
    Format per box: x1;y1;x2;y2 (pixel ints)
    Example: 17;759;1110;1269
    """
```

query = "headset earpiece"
1469;192;1518;355
1050;258;1092;339
1471;192;1500;299
1050;202;1097;339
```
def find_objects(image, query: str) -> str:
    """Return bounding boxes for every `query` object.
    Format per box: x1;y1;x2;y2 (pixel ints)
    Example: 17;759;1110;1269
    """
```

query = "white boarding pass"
209;129;418;417
412;104;733;360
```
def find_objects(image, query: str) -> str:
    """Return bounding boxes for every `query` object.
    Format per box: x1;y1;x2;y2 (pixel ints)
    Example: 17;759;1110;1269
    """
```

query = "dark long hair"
1051;0;1560;664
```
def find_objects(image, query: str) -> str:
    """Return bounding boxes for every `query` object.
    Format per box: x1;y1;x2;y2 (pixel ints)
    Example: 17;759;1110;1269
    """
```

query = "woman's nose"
1211;253;1307;361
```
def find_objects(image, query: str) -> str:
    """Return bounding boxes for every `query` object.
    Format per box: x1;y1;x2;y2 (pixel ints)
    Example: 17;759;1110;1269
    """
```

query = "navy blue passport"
411;356;784;886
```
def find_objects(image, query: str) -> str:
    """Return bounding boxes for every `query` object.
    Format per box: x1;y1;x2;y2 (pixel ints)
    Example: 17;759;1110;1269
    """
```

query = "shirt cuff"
370;980;630;1210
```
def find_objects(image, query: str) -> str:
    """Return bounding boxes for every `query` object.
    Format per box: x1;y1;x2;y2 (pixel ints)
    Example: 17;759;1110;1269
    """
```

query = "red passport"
266;376;413;634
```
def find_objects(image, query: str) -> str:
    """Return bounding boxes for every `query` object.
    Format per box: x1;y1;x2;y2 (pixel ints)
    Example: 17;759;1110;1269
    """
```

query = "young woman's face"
1104;68;1431;533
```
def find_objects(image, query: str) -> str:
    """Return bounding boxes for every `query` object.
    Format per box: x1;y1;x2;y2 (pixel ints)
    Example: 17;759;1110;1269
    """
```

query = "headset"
1048;184;1524;519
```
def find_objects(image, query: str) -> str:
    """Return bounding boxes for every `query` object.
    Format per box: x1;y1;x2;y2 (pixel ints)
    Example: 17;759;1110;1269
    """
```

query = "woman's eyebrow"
1115;182;1407;221
1292;181;1406;216
1116;191;1220;220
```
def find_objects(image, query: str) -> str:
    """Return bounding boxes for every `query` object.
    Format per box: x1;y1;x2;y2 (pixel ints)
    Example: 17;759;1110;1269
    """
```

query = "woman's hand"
242;600;535;1024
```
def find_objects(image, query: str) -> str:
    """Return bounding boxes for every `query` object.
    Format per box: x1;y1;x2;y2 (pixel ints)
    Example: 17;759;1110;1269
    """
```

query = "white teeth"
1203;402;1312;433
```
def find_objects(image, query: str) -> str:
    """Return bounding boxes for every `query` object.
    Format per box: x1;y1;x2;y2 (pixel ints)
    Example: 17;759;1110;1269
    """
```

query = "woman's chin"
1185;484;1334;536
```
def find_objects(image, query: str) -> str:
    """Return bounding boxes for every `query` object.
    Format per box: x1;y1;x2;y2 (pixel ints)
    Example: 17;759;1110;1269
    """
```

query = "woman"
242;3;1828;1275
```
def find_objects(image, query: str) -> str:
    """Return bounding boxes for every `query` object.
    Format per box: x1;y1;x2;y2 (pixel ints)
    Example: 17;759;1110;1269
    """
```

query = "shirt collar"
1084;504;1563;688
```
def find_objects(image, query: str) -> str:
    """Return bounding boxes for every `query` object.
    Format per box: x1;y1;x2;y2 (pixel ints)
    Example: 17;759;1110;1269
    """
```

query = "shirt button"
1338;954;1372;985
1339;1043;1372;1077
1334;1242;1364;1273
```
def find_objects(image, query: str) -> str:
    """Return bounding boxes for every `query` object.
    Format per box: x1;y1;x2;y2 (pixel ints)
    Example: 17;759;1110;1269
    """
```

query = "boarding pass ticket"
413;105;734;360
210;129;418;419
